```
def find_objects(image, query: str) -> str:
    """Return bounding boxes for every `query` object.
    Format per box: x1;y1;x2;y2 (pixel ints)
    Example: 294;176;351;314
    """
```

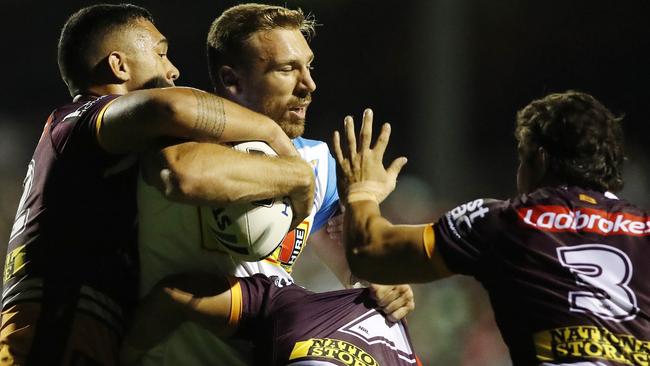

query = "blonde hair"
206;3;316;89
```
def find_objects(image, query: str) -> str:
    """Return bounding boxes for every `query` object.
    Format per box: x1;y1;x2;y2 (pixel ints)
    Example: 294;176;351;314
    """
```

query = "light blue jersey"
135;137;339;366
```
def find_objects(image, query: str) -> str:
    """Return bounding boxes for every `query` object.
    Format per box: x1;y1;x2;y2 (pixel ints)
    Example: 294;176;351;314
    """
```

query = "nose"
167;60;180;82
298;66;316;94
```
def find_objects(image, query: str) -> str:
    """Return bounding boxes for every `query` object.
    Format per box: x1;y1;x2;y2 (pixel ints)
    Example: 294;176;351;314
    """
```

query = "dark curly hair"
515;91;625;192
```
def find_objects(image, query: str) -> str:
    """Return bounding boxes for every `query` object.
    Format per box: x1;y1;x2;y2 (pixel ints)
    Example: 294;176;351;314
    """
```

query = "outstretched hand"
332;109;407;204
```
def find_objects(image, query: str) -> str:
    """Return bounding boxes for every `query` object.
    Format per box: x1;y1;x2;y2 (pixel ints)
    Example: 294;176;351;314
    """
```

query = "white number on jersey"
557;244;638;322
9;160;35;243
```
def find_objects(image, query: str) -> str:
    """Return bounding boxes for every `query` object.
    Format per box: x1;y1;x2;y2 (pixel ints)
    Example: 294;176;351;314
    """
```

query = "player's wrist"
346;181;387;204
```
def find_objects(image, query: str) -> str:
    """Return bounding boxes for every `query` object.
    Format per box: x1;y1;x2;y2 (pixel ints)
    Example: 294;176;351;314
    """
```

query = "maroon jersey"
232;274;422;366
3;95;139;332
434;186;650;365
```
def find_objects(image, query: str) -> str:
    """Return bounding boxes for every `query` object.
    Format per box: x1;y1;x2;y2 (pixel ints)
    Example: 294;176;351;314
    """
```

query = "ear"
107;51;130;82
218;65;241;96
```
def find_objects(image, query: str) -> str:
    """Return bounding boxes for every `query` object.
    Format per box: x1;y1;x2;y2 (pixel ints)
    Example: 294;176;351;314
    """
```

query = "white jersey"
136;137;339;366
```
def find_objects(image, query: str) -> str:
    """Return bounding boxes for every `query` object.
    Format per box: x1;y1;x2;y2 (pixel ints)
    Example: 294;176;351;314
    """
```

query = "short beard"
277;119;305;139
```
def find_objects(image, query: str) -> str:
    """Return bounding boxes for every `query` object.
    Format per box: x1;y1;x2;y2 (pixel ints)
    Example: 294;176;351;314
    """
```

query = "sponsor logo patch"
518;206;650;236
4;244;27;283
445;199;490;238
289;338;378;366
62;95;110;122
266;220;311;270
534;325;650;365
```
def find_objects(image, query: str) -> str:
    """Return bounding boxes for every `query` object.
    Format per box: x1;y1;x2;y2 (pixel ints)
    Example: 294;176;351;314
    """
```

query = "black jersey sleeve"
434;198;511;276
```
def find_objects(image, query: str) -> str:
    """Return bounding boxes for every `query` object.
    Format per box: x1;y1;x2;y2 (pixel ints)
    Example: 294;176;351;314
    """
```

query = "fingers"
373;123;391;157
332;131;349;175
369;284;415;322
344;116;357;159
386;302;415;323
326;213;344;241
332;130;344;165
359;109;374;151
387;156;408;179
288;194;311;231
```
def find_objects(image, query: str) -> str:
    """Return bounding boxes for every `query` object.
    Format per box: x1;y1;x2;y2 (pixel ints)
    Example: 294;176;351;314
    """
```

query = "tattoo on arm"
191;89;226;139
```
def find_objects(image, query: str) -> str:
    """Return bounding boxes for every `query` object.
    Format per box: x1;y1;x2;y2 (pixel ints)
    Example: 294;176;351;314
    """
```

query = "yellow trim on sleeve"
95;97;117;138
423;224;435;259
227;277;243;329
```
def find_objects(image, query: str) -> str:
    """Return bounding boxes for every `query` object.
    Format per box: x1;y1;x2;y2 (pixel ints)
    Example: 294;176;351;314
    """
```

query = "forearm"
122;284;187;364
100;87;282;153
122;274;234;364
143;141;313;206
344;200;448;284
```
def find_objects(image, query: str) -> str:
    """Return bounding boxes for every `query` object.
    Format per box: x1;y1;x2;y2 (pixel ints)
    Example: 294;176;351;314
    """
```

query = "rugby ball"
200;141;293;261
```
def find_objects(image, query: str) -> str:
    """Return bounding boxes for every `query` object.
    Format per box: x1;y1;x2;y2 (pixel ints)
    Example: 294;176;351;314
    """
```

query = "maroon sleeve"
234;275;297;340
434;198;511;276
50;94;120;158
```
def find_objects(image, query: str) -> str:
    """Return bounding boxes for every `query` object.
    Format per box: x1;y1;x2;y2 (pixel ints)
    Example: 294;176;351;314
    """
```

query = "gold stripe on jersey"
579;193;597;204
423;224;435;259
94;97;117;138
227;277;243;329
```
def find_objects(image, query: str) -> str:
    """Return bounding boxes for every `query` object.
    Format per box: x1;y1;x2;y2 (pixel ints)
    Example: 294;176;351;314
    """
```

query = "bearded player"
135;4;414;366
335;93;650;365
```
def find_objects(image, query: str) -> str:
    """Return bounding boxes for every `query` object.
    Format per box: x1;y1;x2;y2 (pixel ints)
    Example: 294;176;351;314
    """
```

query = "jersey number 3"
557;244;638;322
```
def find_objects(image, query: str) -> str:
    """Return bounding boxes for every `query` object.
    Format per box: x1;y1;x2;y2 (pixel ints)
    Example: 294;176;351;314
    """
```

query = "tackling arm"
121;273;235;366
98;87;295;156
141;141;315;228
344;200;452;284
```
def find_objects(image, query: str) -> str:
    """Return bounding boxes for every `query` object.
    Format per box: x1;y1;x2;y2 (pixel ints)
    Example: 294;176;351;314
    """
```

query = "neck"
80;84;129;98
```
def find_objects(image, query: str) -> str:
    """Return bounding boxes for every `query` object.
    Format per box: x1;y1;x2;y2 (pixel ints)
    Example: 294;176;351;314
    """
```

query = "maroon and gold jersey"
3;95;139;331
230;274;422;366
433;186;650;365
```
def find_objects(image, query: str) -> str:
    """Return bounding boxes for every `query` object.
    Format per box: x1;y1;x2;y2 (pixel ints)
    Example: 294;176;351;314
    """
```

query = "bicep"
98;92;160;154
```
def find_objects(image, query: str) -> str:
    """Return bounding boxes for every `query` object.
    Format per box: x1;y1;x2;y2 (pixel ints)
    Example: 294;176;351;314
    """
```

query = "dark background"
1;1;649;364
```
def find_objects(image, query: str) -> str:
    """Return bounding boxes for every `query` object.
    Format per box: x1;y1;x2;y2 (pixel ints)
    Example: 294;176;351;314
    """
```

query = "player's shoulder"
443;197;511;235
51;95;118;126
515;185;644;212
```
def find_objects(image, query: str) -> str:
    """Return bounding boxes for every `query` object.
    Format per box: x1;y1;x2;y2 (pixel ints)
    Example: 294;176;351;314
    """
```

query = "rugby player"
1;4;314;366
334;93;650;365
135;4;414;365
121;273;423;366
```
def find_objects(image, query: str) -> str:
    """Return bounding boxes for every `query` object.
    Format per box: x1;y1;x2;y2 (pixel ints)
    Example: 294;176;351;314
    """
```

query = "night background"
1;1;649;364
